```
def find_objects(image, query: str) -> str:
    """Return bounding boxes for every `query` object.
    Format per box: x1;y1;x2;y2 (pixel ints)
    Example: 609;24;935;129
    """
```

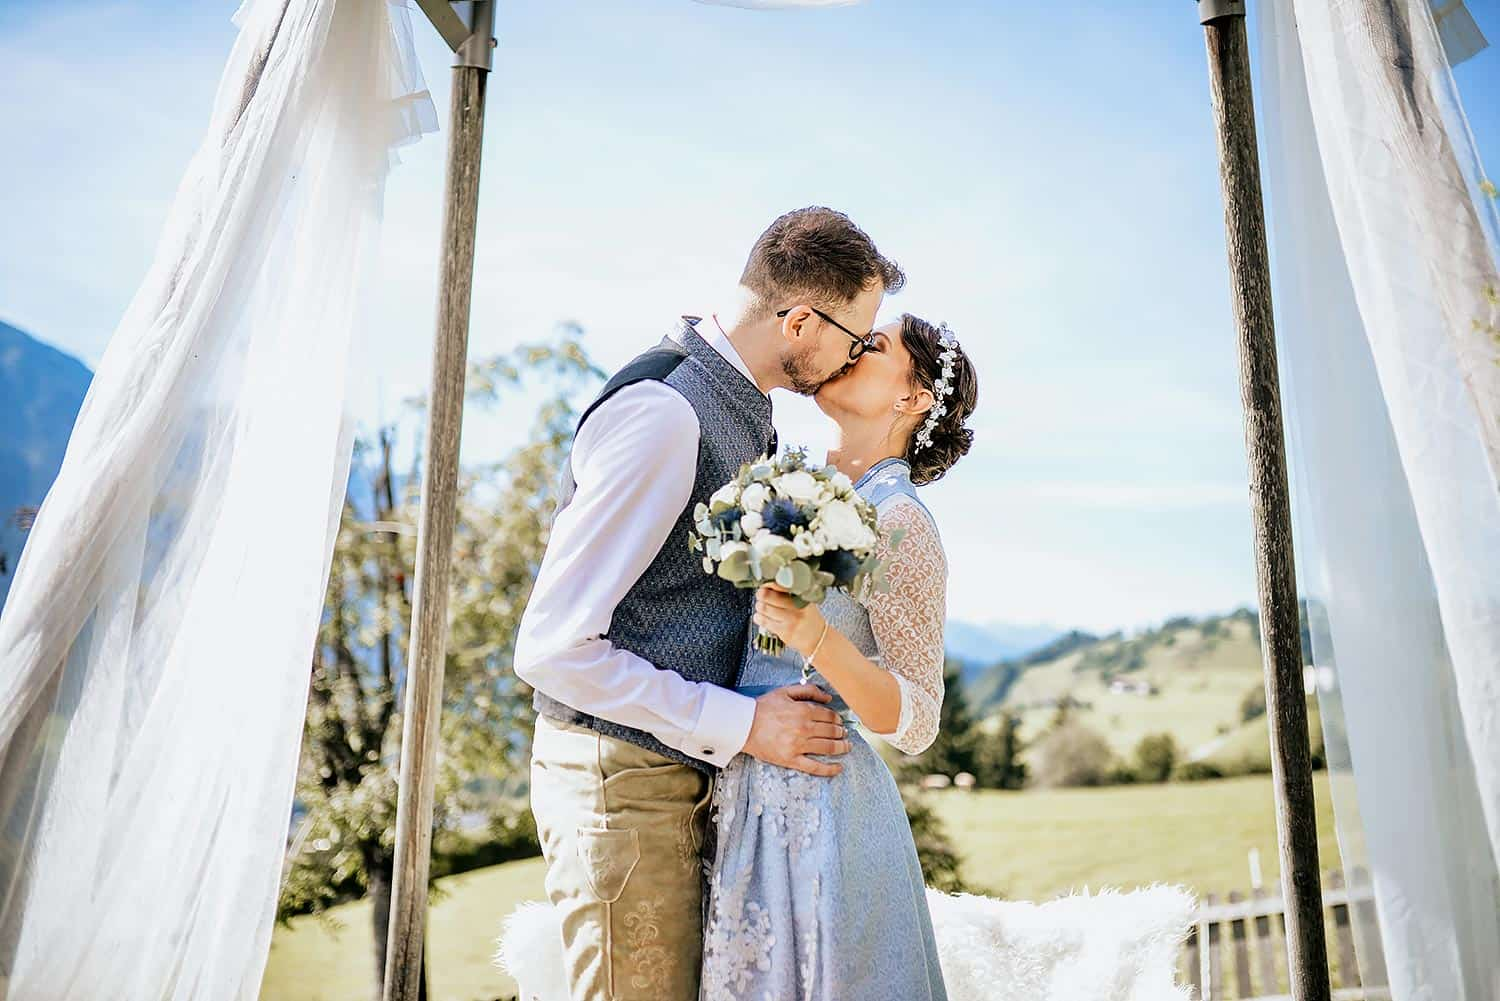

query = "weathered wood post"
1195;2;1331;999
383;4;495;1001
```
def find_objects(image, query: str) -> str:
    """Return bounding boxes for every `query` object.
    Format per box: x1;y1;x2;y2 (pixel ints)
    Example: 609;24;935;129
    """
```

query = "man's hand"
741;683;850;777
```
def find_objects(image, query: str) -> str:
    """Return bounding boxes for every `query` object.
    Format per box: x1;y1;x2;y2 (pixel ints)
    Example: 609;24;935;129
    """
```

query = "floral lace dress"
700;457;949;1001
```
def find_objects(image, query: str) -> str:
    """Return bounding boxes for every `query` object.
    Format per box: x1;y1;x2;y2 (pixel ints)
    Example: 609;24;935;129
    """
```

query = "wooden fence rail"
1181;868;1386;1000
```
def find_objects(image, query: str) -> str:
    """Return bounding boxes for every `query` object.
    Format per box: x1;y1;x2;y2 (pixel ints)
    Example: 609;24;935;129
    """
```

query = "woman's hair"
898;314;978;485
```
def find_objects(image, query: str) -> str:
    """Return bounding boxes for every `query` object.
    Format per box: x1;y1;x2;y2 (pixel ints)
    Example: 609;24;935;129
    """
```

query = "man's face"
779;282;884;396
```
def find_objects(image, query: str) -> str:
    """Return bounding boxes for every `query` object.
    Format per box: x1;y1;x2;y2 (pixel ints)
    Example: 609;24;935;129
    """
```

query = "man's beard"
781;344;850;396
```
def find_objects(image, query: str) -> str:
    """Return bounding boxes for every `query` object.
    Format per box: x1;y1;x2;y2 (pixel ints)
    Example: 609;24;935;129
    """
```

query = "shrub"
1133;733;1179;784
1029;721;1115;788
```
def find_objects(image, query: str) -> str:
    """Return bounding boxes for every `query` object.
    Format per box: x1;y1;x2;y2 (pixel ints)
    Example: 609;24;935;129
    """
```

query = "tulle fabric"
1256;0;1500;996
0;1;435;997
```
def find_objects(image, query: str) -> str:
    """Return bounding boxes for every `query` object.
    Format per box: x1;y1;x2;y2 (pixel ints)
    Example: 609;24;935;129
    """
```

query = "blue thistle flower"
711;506;742;532
820;548;863;588
760;498;809;536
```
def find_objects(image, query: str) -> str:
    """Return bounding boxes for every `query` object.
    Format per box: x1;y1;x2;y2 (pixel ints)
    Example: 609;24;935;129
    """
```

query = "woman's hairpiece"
912;323;960;453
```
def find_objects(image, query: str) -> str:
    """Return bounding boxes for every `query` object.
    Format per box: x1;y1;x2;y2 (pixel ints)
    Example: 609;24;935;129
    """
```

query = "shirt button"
702;748;715;757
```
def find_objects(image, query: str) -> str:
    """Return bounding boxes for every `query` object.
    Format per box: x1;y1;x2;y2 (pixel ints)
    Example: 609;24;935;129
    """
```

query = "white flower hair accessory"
912;323;961;453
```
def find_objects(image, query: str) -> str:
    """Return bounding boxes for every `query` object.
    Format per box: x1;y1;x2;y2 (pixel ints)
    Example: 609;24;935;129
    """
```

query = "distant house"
1108;677;1157;697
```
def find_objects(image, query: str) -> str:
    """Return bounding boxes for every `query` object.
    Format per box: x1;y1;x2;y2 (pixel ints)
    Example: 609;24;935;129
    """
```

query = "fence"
1180;867;1387;1000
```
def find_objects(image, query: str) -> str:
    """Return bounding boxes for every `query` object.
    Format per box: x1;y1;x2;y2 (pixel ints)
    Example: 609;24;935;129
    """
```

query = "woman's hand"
753;584;828;658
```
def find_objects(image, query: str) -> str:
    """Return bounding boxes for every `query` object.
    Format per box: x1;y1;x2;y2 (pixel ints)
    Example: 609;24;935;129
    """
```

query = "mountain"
944;620;1068;680
967;608;1268;762
0;320;93;608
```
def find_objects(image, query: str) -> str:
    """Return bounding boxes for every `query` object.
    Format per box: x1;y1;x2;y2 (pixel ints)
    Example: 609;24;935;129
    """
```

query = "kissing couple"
513;205;978;1000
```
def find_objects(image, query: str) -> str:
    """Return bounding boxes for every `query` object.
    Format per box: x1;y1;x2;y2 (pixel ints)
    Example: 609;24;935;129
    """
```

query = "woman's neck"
825;422;905;485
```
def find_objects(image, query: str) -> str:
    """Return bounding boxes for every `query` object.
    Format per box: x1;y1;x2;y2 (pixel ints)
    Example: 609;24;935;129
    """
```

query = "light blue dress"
700;457;950;1001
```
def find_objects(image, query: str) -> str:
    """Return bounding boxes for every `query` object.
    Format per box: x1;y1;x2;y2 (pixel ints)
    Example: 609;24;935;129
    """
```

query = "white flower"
830;471;853;495
721;540;750;561
741;482;771;513
740;511;764;536
816;500;876;550
709;482;740;510
773;470;820;505
794;533;815;557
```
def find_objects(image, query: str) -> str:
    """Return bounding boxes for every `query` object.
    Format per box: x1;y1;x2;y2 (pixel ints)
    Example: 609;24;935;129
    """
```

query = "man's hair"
739;206;905;316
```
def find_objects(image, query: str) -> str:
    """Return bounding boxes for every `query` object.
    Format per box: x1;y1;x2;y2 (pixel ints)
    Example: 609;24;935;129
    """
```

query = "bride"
700;313;977;1001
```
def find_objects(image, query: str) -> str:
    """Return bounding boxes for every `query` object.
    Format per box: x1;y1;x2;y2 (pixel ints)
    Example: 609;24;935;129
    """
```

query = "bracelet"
805;620;831;667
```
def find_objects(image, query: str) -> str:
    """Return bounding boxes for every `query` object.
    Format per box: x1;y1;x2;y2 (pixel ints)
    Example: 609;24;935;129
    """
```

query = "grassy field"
261;772;1339;1001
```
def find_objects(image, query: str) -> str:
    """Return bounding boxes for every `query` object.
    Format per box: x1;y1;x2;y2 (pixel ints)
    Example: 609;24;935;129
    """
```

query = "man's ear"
779;305;812;343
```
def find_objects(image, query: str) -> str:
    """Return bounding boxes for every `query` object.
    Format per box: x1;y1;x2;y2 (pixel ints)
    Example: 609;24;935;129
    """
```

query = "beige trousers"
529;715;714;1001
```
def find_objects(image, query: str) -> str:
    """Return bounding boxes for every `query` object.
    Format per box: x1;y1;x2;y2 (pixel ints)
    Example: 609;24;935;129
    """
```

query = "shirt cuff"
679;685;757;768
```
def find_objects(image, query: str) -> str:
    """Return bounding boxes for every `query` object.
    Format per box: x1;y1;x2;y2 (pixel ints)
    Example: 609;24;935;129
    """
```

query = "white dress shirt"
513;317;763;768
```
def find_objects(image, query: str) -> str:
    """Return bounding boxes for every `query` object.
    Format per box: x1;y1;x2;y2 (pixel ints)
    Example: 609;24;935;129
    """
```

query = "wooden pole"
382;5;493;1001
1196;2;1332;1000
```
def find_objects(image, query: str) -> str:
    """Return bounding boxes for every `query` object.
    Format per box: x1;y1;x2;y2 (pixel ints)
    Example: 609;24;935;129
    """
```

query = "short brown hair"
739;206;905;316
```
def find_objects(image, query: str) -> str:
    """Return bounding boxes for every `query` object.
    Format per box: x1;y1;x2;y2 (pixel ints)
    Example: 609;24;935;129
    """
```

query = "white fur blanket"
494;883;1197;1001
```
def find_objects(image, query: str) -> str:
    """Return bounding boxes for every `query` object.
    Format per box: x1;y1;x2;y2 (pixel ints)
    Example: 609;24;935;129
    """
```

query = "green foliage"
1240;683;1267;723
279;332;603;930
1029;719;1115;788
1173;760;1227;782
1132;732;1178;783
901;787;968;894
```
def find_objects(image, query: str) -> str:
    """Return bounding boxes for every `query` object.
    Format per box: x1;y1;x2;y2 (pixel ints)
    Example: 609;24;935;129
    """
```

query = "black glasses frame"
775;306;877;361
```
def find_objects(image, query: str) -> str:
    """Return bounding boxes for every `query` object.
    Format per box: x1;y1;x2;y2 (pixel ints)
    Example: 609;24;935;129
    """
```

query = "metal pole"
1196;2;1331;999
382;4;494;1000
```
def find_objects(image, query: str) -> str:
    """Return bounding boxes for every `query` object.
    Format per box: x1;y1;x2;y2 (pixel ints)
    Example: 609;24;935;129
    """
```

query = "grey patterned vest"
531;318;776;772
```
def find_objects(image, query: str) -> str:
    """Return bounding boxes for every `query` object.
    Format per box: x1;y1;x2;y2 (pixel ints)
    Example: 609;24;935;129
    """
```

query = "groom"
513;206;905;1001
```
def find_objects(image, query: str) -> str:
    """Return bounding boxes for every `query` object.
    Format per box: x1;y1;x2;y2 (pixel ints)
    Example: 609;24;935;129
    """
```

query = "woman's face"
814;319;929;429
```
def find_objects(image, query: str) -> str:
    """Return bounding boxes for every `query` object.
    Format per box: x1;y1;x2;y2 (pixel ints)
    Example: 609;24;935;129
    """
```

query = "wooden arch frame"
380;3;1333;1000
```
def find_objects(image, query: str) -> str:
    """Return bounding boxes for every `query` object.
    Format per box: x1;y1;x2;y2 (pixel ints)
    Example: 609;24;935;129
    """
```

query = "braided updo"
899;314;978;486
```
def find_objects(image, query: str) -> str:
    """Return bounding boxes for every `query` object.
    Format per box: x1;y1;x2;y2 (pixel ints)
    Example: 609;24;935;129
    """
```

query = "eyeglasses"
775;306;878;362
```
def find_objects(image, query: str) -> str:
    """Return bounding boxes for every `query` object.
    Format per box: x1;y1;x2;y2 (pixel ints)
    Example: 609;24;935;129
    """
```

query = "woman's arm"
753;498;948;754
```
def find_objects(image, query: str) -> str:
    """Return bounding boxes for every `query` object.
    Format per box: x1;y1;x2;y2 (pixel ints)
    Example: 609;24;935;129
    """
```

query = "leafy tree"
277;333;602;999
1132;733;1178;783
1029;719;1115;788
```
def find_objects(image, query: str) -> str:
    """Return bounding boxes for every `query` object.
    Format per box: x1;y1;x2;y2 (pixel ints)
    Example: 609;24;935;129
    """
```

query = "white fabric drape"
1256;0;1500;997
0;0;434;996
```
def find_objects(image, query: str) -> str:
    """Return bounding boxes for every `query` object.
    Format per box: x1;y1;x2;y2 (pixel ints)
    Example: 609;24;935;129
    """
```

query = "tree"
1029;720;1115;788
979;712;1028;790
1132;733;1178;783
901;787;967;894
277;332;602;1000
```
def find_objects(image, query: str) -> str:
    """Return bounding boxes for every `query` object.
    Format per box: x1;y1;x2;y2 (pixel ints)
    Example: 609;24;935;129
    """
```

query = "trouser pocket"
576;826;641;903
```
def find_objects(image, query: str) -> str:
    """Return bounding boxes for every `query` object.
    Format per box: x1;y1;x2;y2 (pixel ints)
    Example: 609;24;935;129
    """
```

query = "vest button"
702;748;715;757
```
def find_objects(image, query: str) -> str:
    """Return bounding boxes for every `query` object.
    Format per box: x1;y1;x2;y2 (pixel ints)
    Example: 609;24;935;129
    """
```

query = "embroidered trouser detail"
530;716;713;1001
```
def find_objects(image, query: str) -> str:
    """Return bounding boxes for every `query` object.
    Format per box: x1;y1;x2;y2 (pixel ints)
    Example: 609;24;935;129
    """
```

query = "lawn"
261;772;1339;1001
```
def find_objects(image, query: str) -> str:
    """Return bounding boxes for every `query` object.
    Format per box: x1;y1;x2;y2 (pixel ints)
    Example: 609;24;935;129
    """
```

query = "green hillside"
970;609;1285;763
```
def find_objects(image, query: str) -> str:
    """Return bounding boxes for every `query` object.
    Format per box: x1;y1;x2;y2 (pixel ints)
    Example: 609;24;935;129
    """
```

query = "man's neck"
708;308;784;395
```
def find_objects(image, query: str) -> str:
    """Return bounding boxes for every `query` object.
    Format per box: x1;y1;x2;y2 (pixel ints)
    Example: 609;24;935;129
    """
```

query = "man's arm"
513;381;757;767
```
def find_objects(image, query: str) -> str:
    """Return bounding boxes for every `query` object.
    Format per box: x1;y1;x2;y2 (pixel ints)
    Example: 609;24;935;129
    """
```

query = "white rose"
740;511;763;536
741;482;771;513
709;482;740;511
815;500;871;550
773;470;820;505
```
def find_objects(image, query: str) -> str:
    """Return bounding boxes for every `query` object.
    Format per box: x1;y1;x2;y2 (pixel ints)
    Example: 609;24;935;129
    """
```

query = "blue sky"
4;0;1500;632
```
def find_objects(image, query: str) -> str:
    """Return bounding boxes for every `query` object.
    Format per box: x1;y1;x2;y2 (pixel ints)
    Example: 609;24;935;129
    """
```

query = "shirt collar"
685;314;760;392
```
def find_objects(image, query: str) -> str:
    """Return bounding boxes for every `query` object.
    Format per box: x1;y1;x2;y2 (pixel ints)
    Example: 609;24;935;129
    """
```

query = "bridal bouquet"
689;447;901;657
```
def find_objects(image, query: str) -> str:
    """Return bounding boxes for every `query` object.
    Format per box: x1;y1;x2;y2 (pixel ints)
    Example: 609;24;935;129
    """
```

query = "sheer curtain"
1256;0;1500;997
0;0;434;997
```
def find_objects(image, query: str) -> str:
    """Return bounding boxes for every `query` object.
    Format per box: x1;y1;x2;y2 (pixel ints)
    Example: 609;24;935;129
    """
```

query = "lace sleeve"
864;497;947;755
